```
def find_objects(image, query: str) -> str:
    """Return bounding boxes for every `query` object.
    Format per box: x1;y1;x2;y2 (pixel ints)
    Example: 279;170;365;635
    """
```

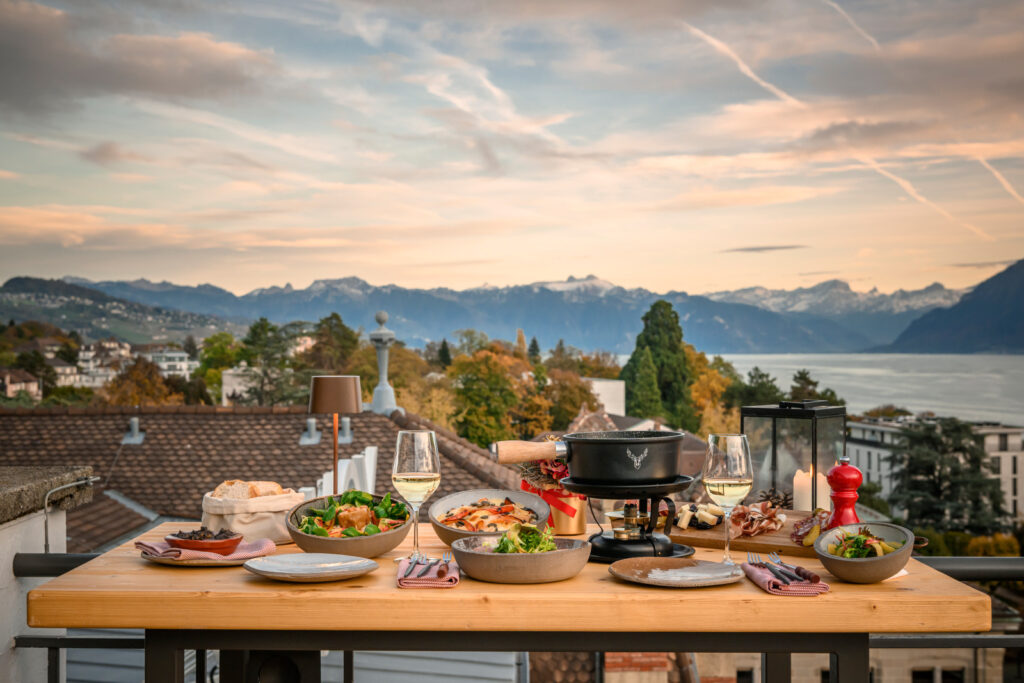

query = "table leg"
830;634;870;683
219;650;248;683
344;650;353;683
761;652;791;683
144;631;185;683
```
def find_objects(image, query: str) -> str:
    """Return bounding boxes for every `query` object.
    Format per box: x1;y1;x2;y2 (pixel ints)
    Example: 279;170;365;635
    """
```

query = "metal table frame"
143;629;871;683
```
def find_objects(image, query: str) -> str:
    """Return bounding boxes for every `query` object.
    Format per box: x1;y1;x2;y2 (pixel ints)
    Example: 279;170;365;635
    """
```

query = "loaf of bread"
212;479;284;499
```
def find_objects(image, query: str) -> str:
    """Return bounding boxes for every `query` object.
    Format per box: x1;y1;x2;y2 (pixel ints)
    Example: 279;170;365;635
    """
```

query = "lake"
718;354;1024;425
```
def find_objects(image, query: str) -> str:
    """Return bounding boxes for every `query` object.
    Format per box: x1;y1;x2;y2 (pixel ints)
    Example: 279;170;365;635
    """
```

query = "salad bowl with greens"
287;490;412;558
814;522;914;584
451;523;591;584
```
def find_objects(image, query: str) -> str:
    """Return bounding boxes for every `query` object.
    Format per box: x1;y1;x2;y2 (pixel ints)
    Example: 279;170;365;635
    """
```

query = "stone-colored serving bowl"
287;494;412;558
451;536;591;584
814;522;914;584
428;489;550;546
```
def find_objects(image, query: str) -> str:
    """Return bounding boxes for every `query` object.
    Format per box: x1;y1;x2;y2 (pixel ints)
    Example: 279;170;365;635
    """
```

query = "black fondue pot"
492;430;684;484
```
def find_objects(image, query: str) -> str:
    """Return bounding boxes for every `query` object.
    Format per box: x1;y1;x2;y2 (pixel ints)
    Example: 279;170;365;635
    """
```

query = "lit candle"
793;467;831;511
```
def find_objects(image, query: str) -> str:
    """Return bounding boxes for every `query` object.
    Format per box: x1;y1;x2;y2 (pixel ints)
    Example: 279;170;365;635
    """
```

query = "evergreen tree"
620;300;694;424
626;346;662;418
528;336;541;364
300;313;358;372
722;367;785;408
182;335;199;360
438;339;452;368
888;418;1007;535
239;318;301;406
14;350;57;396
789;369;845;405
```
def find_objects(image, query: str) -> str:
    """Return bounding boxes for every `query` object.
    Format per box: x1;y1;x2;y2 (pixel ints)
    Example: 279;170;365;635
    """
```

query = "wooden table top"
28;523;990;633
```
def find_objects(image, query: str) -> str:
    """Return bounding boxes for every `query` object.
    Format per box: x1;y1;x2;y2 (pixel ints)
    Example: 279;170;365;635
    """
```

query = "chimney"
121;416;145;445
368;310;397;415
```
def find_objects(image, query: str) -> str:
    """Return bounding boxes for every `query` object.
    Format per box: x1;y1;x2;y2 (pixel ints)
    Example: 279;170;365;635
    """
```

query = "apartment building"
138;348;199;378
848;417;1024;519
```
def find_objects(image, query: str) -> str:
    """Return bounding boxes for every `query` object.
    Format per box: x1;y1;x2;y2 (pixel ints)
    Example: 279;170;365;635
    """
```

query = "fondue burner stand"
560;476;695;563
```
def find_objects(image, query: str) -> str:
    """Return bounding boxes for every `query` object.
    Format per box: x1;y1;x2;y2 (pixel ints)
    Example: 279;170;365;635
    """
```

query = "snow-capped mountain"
704;279;964;315
50;271;995;352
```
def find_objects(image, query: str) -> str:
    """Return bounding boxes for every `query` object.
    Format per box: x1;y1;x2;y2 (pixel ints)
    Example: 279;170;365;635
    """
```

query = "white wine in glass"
392;430;441;562
702;433;753;566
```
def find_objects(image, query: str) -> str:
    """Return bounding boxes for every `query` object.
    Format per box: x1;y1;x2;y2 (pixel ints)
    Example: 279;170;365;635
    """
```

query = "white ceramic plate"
243;553;378;583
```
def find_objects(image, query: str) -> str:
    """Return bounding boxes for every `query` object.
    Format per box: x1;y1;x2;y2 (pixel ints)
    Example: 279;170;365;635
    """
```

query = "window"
1015;457;1019;476
993;457;1002;475
824;670;875;683
737;670;754;683
941;669;965;683
1001;434;1009;451
1014;499;1018;517
912;671;933;683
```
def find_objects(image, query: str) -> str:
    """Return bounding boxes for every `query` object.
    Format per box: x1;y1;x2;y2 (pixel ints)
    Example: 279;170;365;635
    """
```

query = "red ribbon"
520;479;585;518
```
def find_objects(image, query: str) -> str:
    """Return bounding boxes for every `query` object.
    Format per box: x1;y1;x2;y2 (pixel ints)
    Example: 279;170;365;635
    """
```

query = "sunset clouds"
0;0;1021;294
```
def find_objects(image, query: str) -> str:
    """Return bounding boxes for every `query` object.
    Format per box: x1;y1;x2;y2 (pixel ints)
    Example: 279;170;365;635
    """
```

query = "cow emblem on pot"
626;447;648;470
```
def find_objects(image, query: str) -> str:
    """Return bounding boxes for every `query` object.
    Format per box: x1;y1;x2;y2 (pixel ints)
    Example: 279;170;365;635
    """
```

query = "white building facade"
848;418;1024;519
138;349;199;379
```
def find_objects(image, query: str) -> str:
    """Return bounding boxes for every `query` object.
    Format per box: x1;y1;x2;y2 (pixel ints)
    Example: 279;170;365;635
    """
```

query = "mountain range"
3;263;1015;353
25;271;977;353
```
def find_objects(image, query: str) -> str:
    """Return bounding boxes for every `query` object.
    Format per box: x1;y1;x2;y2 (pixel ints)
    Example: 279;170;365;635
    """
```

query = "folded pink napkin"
741;562;830;596
397;558;460;589
135;539;276;562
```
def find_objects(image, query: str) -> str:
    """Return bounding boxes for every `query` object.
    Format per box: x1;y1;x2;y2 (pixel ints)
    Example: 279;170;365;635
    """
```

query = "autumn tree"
545;339;579;372
105;357;182;406
577;350;621;379
449;350;519;446
299;313;359;372
164;375;214;405
514;329;528;359
346;343;431;402
889;418;1007;535
454;329;489;356
542;369;598;430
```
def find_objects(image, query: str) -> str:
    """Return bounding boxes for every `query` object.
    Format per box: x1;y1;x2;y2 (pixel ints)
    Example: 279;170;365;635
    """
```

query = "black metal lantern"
740;399;846;512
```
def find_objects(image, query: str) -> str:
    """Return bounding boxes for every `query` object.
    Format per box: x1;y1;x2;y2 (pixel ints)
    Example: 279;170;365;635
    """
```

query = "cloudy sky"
0;0;1022;295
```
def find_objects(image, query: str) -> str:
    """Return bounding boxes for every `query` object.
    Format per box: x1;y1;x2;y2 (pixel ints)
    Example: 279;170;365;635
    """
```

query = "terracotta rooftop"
0;405;515;550
66;487;150;553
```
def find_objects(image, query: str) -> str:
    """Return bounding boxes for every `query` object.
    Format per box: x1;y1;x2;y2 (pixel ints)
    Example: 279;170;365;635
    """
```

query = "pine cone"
756;488;793;509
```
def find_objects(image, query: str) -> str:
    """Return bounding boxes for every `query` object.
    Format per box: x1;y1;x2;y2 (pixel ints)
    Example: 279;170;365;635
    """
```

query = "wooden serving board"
669;508;817;558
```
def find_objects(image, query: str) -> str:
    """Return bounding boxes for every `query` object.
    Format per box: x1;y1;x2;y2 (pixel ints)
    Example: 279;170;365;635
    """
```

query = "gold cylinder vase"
549;494;587;535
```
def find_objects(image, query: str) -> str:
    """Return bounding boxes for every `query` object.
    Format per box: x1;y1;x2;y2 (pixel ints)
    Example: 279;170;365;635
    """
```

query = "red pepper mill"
825;453;862;530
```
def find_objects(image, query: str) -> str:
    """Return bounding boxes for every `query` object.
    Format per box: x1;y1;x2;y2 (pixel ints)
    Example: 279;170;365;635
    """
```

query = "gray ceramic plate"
451;536;590;584
243;553;378;583
608;557;744;588
428;489;551;547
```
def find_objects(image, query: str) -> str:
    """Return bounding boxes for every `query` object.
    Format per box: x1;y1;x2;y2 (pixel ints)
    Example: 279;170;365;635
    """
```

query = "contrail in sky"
977;157;1024;205
683;21;991;241
682;22;805;108
860;157;994;240
821;0;881;51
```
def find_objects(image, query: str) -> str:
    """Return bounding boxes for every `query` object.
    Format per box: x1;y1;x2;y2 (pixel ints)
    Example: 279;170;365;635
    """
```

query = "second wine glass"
391;430;441;562
701;433;753;566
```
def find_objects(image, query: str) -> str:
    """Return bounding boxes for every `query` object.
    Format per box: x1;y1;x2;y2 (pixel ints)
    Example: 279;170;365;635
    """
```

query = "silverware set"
404;551;453;578
746;551;820;584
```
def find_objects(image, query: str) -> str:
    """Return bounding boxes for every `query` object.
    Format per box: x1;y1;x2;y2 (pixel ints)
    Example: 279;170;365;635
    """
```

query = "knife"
417;558;441;578
758;562;791;585
403;557;422;578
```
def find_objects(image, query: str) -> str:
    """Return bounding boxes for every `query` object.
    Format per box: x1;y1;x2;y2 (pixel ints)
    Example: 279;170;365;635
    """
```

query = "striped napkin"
741;562;831;596
136;538;276;562
397;558;460;589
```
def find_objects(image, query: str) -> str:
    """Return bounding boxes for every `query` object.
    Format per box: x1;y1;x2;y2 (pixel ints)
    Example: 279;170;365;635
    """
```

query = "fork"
768;551;820;583
436;551;454;578
747;551;791;584
402;553;422;577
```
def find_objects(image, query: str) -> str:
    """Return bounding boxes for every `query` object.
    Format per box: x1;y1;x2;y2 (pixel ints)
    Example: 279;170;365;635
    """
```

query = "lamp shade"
308;375;362;414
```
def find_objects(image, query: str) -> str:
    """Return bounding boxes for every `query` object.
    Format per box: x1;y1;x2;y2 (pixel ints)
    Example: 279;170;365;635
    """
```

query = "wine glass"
391;430;441;562
701;433;753;566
